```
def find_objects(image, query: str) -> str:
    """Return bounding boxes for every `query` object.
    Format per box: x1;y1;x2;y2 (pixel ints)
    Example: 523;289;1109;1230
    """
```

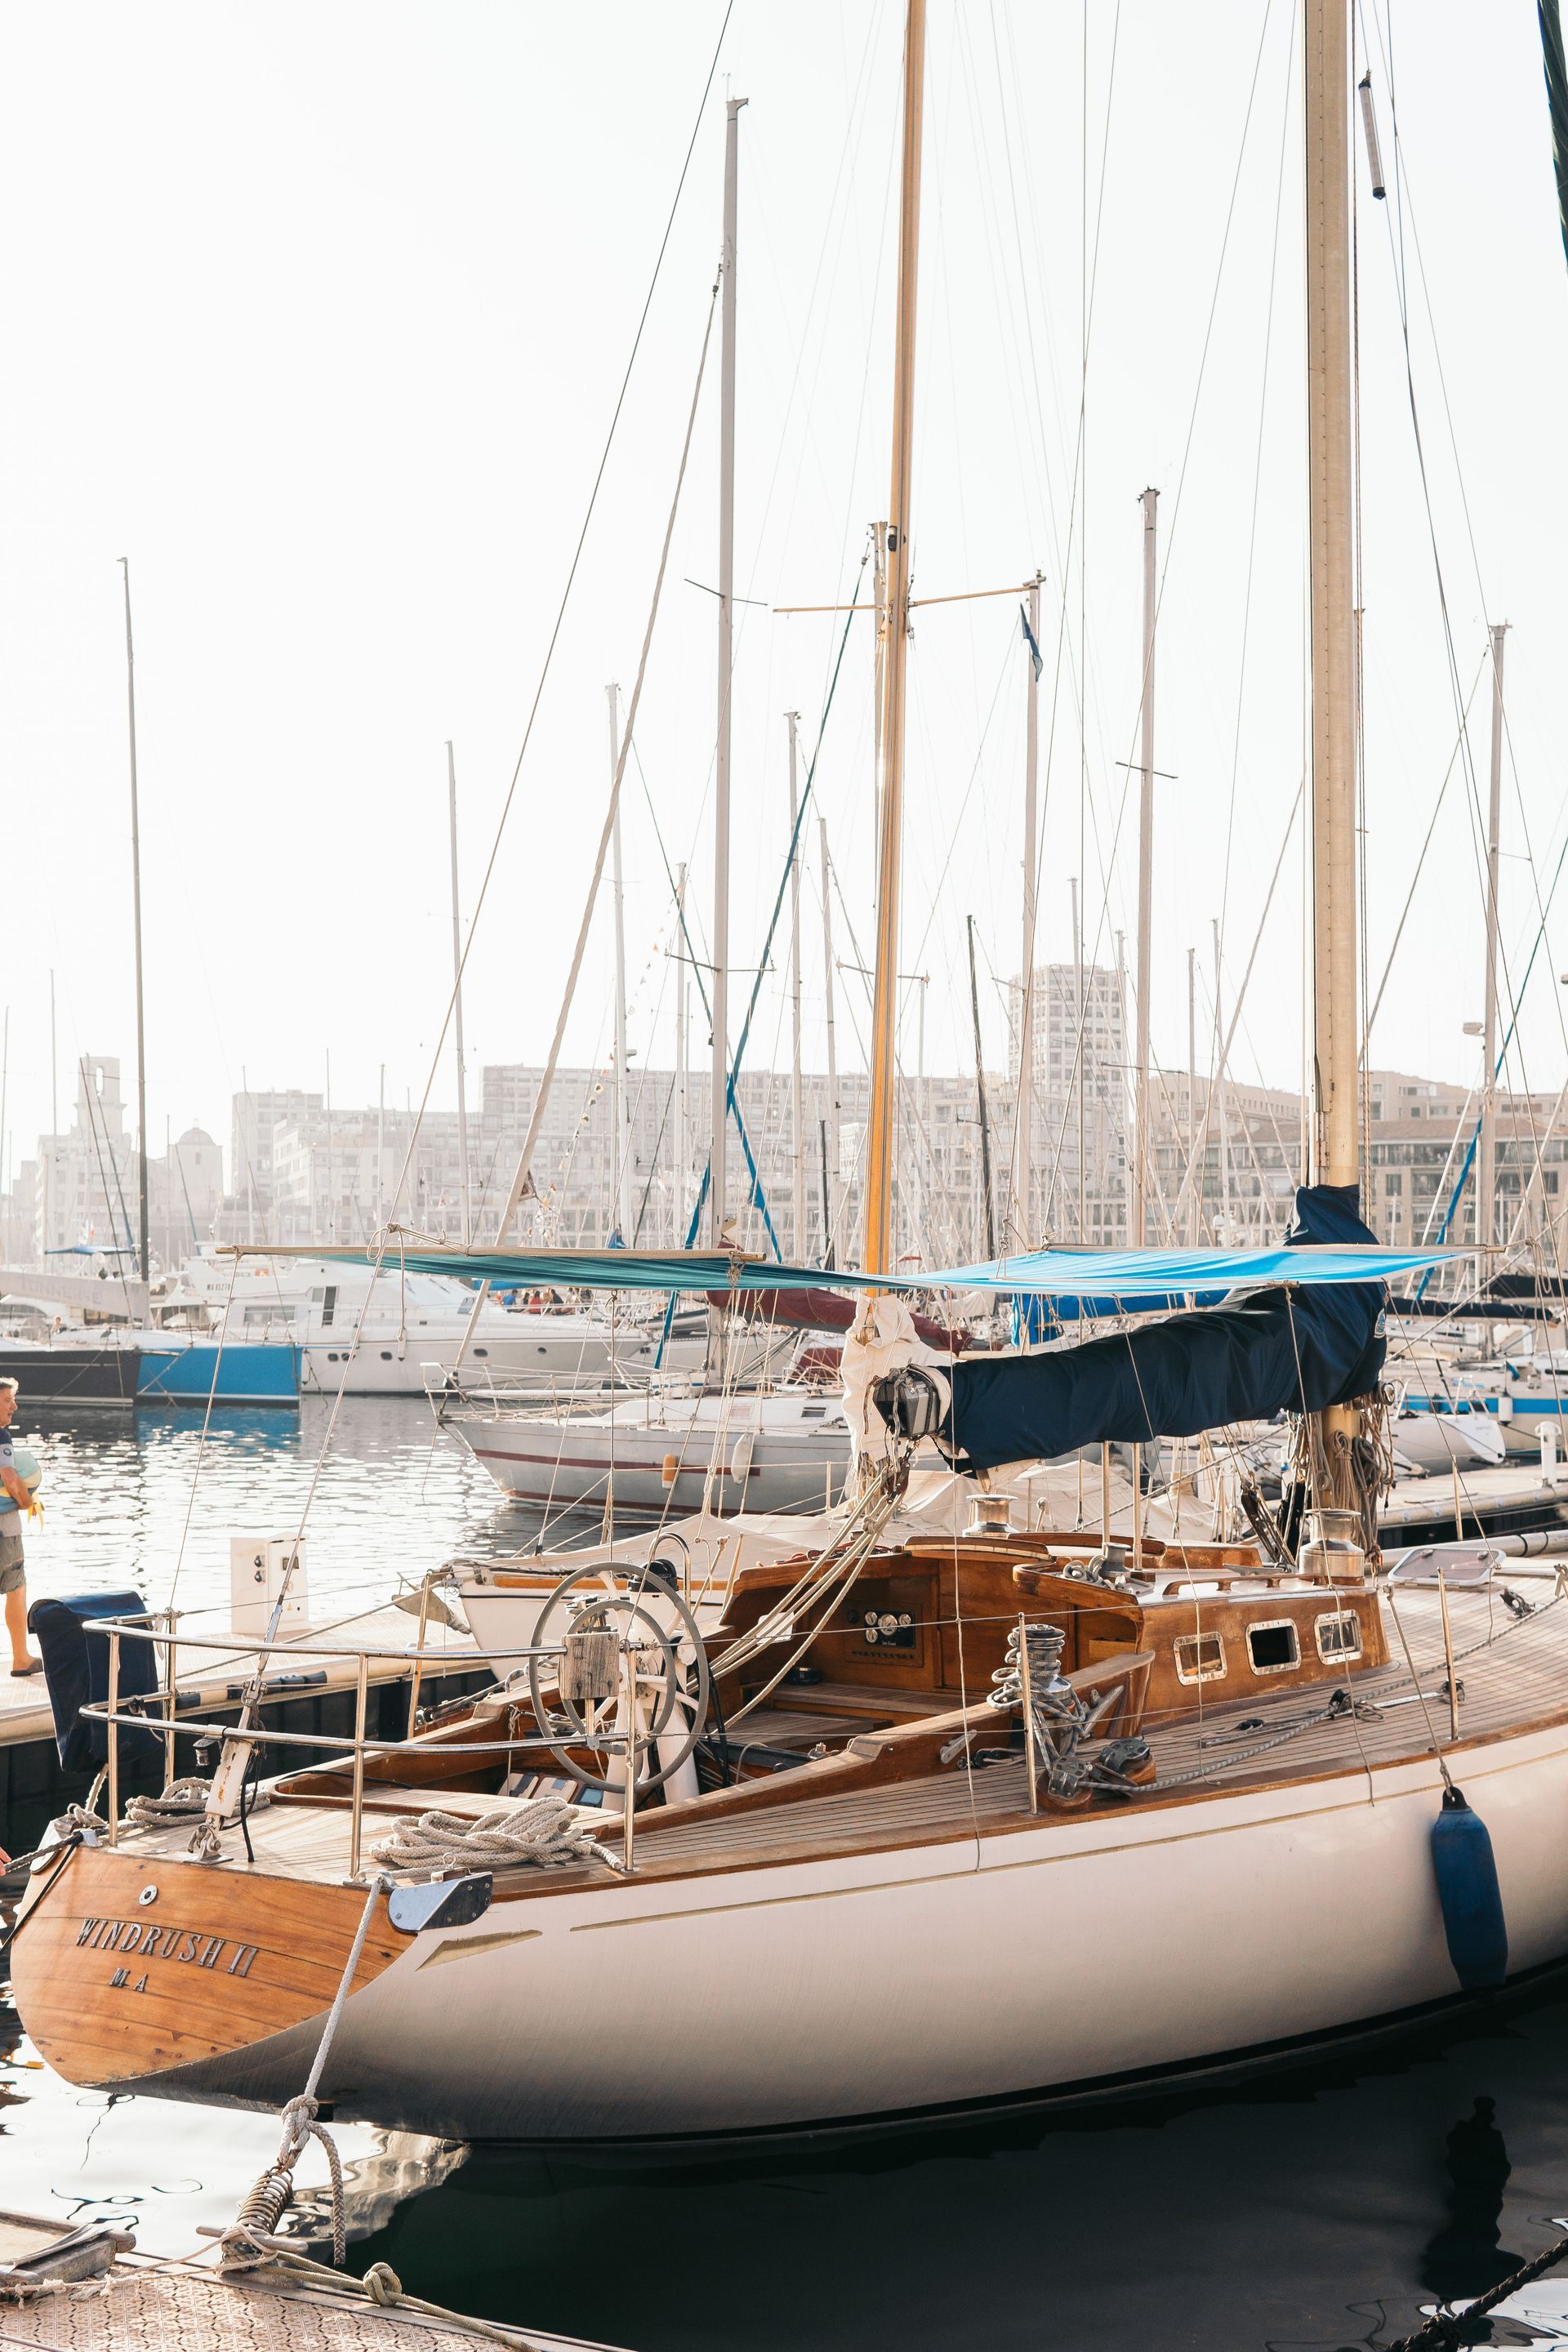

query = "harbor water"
4;1402;1568;2347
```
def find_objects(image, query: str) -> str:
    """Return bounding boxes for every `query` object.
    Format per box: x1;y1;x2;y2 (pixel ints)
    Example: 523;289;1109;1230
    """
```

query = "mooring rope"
220;1875;388;2270
1383;2223;1568;2350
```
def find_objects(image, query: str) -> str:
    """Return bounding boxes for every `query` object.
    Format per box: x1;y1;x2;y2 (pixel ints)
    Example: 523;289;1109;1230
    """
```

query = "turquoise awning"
248;1236;1463;1301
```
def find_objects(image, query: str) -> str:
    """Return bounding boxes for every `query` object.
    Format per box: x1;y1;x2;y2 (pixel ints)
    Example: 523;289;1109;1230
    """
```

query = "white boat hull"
453;1394;850;1521
298;1324;651;1398
1393;1409;1508;1472
152;1716;1568;2142
457;1428;847;1518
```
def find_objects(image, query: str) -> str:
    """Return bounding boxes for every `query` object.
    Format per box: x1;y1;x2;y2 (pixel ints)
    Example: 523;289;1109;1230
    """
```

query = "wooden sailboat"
14;0;1566;2146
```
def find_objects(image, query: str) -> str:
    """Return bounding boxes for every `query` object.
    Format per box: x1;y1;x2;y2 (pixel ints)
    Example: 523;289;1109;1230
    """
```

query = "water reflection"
12;1397;538;1623
1422;2096;1526;2304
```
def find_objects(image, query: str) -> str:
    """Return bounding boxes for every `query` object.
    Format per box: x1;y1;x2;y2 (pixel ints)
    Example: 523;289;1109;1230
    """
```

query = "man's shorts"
0;1526;24;1594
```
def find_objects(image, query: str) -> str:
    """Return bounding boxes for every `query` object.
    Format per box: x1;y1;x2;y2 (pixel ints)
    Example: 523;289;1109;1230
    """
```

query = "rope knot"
363;2262;403;2306
277;2094;319;2164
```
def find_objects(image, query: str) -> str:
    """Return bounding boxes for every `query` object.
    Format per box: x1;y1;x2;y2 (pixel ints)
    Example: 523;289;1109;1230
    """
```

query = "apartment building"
7;1058;223;1268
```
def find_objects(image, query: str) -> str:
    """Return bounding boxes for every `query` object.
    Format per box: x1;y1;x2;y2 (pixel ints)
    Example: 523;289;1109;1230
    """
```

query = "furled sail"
940;1185;1387;1476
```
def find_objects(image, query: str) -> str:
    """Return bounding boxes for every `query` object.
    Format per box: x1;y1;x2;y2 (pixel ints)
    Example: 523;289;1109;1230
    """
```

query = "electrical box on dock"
229;1537;310;1639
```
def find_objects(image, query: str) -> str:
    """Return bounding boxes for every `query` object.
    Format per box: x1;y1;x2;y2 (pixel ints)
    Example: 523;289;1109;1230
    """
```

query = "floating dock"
0;2216;627;2350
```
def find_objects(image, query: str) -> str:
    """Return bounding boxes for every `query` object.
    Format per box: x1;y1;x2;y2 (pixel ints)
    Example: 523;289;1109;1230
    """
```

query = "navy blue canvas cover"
947;1185;1387;1475
29;1590;163;1773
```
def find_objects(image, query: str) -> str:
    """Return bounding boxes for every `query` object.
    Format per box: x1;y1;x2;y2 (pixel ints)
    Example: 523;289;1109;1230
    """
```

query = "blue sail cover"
944;1185;1388;1476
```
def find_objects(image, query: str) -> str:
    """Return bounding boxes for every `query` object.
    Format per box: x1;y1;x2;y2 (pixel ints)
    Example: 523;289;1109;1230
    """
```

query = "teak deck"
86;1583;1568;1897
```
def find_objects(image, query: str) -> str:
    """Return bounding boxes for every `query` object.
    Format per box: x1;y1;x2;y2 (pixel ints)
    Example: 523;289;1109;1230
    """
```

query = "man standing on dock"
0;1380;40;1675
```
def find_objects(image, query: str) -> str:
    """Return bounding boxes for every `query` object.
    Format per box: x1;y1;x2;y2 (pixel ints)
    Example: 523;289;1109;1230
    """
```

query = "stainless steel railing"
73;1615;576;1878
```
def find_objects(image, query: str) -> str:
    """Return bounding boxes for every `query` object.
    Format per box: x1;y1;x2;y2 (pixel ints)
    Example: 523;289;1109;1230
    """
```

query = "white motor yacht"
174;1254;652;1397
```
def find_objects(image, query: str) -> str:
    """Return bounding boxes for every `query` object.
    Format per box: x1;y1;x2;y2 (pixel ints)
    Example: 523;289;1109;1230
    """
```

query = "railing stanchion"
163;1608;177;1791
350;1652;370;1878
1018;1610;1039;1815
106;1629;122;1846
407;1577;433;1740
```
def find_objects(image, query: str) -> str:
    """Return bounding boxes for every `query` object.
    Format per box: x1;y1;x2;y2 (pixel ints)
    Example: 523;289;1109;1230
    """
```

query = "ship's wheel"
524;1561;712;1797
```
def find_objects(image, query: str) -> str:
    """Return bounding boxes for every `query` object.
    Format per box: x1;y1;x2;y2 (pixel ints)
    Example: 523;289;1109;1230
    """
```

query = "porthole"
1246;1620;1301;1675
1315;1610;1361;1663
1174;1631;1226;1685
381;1351;393;1361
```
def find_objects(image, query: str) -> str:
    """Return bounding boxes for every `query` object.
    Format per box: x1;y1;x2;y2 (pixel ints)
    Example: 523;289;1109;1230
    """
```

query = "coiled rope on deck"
370;1796;620;1876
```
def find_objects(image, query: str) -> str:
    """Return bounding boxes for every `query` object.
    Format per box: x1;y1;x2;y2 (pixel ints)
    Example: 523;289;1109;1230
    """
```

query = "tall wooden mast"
863;0;926;1274
1303;0;1358;1202
1304;0;1361;1489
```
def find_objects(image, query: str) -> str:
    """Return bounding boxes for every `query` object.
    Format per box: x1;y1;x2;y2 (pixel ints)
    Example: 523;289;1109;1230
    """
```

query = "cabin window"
1316;1610;1362;1662
1174;1631;1226;1685
319;1286;336;1329
1246;1620;1301;1675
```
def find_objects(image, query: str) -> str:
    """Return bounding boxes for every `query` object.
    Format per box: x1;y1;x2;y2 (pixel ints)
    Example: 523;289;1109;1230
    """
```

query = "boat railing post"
163;1608;177;1791
619;1644;638;1875
407;1576;433;1740
350;1653;370;1878
1018;1610;1038;1815
1131;1445;1143;1575
1438;1565;1460;1743
106;1628;121;1846
1100;1442;1112;1542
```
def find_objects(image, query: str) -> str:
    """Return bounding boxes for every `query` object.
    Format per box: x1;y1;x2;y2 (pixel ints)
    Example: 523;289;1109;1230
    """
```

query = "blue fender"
1431;1784;1508;1990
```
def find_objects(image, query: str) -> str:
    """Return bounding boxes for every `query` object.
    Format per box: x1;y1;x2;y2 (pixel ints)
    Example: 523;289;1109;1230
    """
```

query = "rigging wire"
380;1;737;1236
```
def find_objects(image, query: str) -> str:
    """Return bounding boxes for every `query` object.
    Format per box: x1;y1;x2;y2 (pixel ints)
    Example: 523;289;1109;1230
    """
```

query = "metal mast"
1479;622;1508;1252
675;862;688;1248
607;684;631;1245
1187;945;1198;1242
1134;488;1159;1245
118;559;150;1281
863;0;926;1274
967;914;996;1259
1017;571;1042;1247
446;741;472;1245
819;818;841;1251
710;93;747;1245
786;710;806;1258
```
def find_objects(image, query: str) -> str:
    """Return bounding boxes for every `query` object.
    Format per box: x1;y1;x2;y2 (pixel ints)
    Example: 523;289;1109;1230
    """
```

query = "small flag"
1020;604;1042;683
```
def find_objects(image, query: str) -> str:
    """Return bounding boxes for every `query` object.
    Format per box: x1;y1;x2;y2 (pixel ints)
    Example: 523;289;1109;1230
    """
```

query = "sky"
2;0;1566;1193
